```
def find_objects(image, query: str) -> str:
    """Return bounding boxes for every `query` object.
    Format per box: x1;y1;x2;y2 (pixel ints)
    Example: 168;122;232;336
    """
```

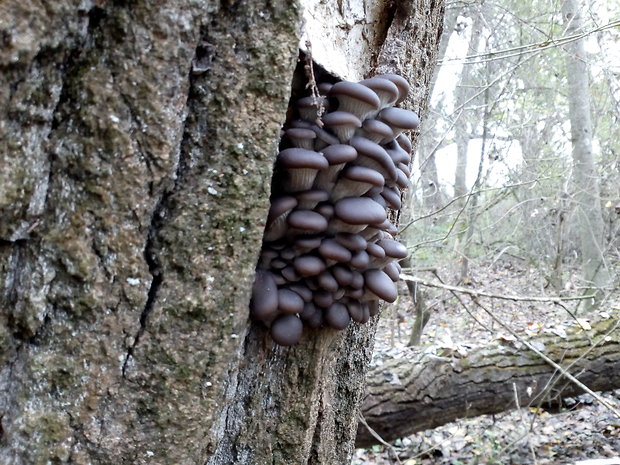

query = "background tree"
405;0;619;310
0;0;444;464
562;0;612;310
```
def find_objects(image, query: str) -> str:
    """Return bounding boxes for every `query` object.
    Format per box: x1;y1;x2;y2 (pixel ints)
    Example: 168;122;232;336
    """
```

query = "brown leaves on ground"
355;258;620;465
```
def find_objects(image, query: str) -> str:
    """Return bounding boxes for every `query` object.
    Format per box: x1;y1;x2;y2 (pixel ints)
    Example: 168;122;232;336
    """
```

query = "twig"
438;19;620;65
399;274;596;303
303;40;325;126
357;414;402;464
465;298;620;418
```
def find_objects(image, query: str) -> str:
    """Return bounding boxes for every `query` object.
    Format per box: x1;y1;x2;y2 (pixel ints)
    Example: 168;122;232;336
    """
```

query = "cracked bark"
0;0;444;463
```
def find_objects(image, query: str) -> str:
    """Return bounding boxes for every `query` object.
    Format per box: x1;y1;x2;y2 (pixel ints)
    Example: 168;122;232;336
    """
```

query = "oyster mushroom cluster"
251;74;418;346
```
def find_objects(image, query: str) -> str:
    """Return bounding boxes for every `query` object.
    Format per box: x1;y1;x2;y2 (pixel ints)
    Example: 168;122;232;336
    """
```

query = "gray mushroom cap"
307;309;324;328
350;136;397;183
378;238;408;259
395;168;410;189
386;143;411;166
322;144;359;165
300;301;323;328
331;165;385;201
288;283;313;302
318;82;333;95
350;270;364;289
315;202;335;220
350;250;370;270
357;119;394;144
366;241;386;260
264;195;297;242
325;302;351;330
285;127;317;150
364;269;398;302
297;95;329;122
322;111;362;142
377;107;420;137
290;119;314;129
278;287;305;314
335;232;367;251
313;144;358;190
278;148;328;192
318;238;353;263
332;264;353;286
294;236;323;253
383;261;401;282
368;300;380;317
328;81;381;120
398;162;411;178
375;73;410;103
312;125;340;150
280;265;300;283
250;270;279;320
318;270;339;292
293;254;326;277
287;209;328;233
295;189;329;209
270;314;303;346
381;186;402;210
359;77;400;108
346;299;368;323
334;197;387;226
313;290;334;308
346;287;364;299
396;133;412;153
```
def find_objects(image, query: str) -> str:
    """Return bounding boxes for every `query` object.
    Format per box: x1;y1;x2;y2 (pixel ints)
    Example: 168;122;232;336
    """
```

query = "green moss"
24;411;72;464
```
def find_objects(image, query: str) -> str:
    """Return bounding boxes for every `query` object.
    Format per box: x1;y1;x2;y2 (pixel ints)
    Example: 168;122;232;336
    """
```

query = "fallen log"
357;317;620;447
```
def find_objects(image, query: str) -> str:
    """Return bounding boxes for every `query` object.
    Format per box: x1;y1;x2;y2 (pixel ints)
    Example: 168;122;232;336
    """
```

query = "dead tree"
358;317;620;447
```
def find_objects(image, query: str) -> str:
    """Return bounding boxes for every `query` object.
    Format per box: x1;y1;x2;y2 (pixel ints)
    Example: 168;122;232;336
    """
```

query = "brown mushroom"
328;81;381;120
270;314;303;346
278;148;328;192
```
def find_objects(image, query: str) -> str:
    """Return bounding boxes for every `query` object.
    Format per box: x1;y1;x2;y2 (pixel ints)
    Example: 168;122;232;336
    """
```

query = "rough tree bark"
0;1;444;464
357;317;620;447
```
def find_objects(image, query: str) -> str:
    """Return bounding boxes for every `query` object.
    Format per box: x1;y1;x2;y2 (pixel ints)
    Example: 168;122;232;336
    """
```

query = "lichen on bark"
0;0;445;463
1;0;300;463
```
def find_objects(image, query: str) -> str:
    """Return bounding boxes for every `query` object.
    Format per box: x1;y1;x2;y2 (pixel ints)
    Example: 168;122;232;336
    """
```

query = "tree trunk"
417;4;462;212
562;0;611;310
357;317;620;447
452;7;482;200
0;1;444;464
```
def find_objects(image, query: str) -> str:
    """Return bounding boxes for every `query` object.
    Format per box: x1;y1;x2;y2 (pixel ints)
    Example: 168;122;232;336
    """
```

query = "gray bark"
357;317;620;447
0;1;444;464
562;0;611;309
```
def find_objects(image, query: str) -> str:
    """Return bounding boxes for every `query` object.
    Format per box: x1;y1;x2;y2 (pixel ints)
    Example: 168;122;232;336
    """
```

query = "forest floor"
353;256;620;465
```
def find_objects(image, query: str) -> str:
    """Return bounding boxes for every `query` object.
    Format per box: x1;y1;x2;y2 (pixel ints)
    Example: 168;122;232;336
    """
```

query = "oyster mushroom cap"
349;136;397;183
270;314;303;346
378;107;420;135
328;81;381;120
364;269;398;302
359;77;400;107
278;287;305;314
322;111;362;142
375;73;410;103
287;209;328;233
250;270;279;320
334;197;387;226
325;302;351;330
